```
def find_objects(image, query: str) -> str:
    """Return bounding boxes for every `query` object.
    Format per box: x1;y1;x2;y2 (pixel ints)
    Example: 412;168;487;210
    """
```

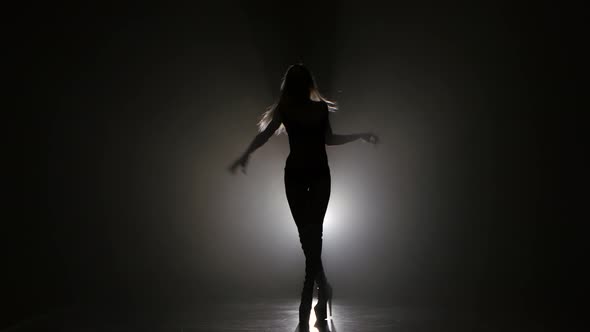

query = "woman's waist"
285;155;329;171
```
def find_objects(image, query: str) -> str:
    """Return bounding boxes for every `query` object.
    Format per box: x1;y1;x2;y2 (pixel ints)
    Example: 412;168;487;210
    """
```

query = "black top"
277;100;330;172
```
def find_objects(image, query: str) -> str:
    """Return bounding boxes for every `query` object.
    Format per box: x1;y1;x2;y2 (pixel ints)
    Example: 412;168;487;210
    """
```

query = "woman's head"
280;64;315;100
258;63;337;133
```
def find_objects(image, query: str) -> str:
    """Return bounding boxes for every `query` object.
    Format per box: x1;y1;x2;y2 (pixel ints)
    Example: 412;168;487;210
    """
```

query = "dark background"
6;0;585;328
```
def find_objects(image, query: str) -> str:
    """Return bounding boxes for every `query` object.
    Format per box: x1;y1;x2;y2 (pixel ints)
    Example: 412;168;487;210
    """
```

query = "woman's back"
279;99;330;171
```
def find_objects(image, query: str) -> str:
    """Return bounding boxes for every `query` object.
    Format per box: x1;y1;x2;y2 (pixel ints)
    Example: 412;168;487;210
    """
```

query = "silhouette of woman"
229;64;379;331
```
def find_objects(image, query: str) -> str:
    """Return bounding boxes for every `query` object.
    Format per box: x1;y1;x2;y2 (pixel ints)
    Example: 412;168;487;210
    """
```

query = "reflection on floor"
5;298;550;332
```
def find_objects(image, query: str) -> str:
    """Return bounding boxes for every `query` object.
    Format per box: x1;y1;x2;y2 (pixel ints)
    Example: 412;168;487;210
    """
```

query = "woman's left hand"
361;132;380;145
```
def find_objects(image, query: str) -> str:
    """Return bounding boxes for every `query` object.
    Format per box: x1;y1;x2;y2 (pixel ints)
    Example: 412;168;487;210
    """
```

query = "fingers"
228;160;240;174
228;164;237;174
372;134;380;145
364;133;378;144
242;160;248;174
228;159;248;175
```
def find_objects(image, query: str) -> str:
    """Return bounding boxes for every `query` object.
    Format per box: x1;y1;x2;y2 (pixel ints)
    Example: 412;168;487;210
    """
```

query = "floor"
4;298;554;332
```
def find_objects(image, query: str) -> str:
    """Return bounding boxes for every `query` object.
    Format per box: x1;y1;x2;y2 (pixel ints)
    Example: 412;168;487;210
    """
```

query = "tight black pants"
284;166;331;319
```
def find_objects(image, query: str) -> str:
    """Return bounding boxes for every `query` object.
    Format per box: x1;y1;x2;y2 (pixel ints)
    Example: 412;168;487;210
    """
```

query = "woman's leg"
285;168;331;326
306;170;332;323
306;170;331;289
284;169;314;326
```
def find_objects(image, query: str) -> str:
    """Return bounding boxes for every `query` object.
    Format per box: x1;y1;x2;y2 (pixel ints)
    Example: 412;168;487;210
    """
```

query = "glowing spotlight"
322;189;355;240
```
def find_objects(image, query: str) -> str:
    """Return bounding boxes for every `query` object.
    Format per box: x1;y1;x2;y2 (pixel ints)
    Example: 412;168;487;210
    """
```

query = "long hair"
258;64;337;134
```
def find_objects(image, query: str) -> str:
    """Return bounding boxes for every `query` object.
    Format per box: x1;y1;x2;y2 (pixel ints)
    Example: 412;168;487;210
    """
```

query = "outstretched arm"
324;113;379;146
229;112;282;174
246;116;281;154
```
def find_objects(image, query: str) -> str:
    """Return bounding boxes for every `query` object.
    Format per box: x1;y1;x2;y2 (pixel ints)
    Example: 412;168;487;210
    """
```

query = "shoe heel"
314;284;332;321
325;283;333;318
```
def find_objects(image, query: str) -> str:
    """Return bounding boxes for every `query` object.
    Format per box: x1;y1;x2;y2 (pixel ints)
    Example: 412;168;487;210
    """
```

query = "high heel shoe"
314;282;333;321
313;296;332;331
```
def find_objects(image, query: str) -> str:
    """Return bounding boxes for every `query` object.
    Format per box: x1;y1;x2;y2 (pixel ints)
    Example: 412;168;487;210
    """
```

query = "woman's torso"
278;100;330;172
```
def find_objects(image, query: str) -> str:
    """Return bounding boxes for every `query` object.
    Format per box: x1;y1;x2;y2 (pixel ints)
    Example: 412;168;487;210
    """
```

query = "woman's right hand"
228;154;249;174
360;132;380;145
